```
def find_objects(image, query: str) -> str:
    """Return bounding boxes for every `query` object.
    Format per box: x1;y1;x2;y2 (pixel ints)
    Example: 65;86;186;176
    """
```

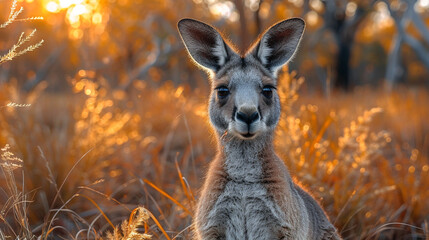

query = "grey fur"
178;18;341;240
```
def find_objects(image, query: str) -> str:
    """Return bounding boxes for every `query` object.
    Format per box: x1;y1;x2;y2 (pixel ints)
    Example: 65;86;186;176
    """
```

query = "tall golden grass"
1;1;428;238
1;68;428;239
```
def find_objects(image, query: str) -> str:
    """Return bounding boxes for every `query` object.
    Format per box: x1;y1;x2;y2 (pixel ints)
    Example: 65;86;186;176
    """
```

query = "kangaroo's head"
178;18;305;140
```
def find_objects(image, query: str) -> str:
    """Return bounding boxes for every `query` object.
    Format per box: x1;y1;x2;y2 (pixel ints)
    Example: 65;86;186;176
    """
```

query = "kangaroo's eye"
262;85;274;99
216;86;230;99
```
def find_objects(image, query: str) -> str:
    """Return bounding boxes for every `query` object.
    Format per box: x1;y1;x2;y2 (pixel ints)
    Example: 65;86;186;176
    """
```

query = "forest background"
1;0;429;239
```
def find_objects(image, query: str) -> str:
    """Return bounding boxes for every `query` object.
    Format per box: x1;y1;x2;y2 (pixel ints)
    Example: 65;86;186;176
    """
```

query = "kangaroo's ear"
178;18;236;72
249;18;305;75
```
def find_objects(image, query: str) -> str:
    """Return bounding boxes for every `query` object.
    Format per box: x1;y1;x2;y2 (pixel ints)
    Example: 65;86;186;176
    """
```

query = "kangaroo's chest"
203;148;294;239
206;180;291;240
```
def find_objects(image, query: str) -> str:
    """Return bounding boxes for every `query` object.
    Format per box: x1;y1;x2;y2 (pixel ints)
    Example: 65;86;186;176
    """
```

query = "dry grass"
0;0;44;65
0;68;428;239
2;1;427;239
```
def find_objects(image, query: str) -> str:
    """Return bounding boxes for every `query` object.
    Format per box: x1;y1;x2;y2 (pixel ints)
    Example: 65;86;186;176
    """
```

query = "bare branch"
386;0;429;66
405;0;429;45
384;0;429;86
120;14;182;89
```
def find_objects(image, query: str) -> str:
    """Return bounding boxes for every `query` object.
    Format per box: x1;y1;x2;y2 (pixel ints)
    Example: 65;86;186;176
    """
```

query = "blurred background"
1;0;429;92
1;0;429;239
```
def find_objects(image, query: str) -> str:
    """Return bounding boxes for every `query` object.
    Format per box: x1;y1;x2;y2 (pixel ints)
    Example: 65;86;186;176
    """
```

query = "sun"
45;0;85;13
44;0;102;25
43;0;106;39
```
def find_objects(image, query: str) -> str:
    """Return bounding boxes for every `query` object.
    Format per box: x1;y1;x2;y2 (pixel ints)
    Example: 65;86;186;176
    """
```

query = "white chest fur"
201;140;301;239
207;181;291;239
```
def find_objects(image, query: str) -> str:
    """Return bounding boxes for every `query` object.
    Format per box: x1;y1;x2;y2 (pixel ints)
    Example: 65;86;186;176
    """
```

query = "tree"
384;0;429;88
318;0;377;90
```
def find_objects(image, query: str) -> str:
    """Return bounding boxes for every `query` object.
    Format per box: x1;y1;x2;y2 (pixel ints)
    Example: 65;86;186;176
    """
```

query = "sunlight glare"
46;1;60;13
346;1;357;17
208;1;236;20
416;0;429;12
288;0;303;7
306;11;319;26
310;0;323;12
69;28;83;40
418;0;429;7
44;0;105;31
246;0;260;12
92;12;103;24
67;4;89;25
362;1;394;39
59;0;84;8
374;2;394;28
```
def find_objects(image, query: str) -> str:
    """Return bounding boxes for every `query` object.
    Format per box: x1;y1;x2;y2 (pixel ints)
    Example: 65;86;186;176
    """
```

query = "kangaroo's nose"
236;111;259;125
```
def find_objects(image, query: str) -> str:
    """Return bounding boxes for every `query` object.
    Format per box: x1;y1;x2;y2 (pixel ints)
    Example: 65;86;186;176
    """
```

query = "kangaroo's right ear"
178;18;235;72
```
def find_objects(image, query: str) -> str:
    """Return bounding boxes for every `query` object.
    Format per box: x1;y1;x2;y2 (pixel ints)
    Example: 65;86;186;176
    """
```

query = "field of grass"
0;70;429;239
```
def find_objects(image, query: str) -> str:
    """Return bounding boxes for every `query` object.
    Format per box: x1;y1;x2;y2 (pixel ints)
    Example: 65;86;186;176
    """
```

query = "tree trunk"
322;1;375;91
234;0;248;54
335;40;351;90
253;0;263;37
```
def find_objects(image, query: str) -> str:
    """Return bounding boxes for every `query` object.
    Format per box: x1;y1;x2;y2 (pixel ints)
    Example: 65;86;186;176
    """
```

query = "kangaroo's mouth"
240;132;255;139
228;121;262;140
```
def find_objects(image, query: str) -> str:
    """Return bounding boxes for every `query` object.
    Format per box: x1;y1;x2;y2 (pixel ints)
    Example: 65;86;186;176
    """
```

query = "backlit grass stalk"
0;0;44;64
0;144;34;239
107;206;155;240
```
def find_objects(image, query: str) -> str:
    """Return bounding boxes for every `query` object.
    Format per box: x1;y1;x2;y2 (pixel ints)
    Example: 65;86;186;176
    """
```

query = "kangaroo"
177;18;341;240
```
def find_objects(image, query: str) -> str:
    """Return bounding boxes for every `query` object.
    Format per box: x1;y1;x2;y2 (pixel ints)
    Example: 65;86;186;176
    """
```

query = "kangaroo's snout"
233;105;261;139
236;110;259;125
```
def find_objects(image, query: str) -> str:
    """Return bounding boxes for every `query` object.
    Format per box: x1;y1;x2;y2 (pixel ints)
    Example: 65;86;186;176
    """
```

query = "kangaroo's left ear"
249;18;305;76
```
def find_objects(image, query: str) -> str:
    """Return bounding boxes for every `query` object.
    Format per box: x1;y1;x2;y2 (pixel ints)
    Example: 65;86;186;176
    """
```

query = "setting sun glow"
45;0;86;13
44;0;106;40
45;1;60;12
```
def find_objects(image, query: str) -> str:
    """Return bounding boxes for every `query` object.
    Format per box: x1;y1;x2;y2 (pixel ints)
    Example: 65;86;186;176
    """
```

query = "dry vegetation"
1;0;429;239
0;69;428;239
0;0;43;64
